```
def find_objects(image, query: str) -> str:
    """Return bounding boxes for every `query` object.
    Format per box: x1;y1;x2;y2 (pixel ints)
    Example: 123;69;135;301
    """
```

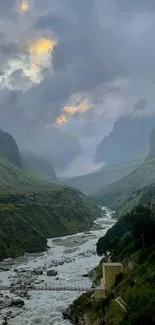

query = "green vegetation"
62;160;140;195
0;186;101;260
0;128;102;260
21;151;56;180
0;129;22;168
0;129;55;189
68;205;155;324
0;155;52;189
91;157;155;215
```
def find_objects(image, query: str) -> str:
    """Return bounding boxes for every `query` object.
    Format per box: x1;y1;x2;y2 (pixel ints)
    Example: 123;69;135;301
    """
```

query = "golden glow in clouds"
0;37;57;90
19;0;29;13
25;37;57;83
56;99;90;124
56;114;67;125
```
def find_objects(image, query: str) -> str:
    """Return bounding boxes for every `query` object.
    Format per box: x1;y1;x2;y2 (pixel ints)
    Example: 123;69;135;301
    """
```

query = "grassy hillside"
0;186;101;260
21;152;56;180
91;157;155;214
67;206;155;325
0;155;52;189
62;160;141;195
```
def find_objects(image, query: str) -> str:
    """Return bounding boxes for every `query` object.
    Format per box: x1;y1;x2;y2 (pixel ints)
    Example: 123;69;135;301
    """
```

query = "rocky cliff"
95;115;155;165
147;127;155;158
0;129;22;168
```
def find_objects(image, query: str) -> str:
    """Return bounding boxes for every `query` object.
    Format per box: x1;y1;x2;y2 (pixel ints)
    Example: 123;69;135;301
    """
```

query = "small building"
94;262;124;301
94;286;106;300
102;263;124;290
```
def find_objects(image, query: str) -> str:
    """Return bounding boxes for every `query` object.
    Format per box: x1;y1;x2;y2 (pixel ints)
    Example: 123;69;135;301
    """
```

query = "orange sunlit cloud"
56;114;67;125
25;37;57;83
63;100;89;115
63;106;77;114
28;38;56;56
56;99;90;124
19;0;29;13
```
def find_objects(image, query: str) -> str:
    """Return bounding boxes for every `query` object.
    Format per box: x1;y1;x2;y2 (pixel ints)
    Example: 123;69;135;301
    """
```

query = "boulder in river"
11;298;24;307
2;318;8;325
32;269;43;275
46;270;58;276
83;273;89;278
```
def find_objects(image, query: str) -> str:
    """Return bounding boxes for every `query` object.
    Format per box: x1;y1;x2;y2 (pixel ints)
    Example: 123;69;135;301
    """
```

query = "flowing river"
0;207;115;325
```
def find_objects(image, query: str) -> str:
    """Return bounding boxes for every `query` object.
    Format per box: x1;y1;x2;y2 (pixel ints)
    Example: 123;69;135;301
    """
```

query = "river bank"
0;207;114;325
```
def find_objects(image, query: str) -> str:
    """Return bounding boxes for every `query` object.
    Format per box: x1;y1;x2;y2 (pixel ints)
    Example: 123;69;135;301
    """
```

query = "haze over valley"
1;1;155;325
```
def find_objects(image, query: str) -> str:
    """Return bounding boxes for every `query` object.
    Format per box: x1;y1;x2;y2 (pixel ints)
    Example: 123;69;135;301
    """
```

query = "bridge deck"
0;285;93;292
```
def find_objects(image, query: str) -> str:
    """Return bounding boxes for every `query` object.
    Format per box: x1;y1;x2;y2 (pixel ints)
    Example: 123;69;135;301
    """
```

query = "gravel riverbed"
0;207;115;325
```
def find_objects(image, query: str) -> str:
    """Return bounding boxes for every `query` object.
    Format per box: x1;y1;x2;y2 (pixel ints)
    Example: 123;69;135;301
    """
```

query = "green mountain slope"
0;129;22;168
21;152;56;180
92;157;155;214
0;186;101;260
92;128;155;214
70;205;155;325
0;128;101;261
0;155;51;189
62;160;140;195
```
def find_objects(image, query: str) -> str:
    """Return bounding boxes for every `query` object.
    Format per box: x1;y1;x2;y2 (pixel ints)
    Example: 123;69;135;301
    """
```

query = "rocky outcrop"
147;127;155;158
62;306;83;324
95;115;155;165
0;129;22;168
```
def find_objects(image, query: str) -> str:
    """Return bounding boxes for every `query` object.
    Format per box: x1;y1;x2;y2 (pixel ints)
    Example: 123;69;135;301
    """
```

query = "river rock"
0;296;15;309
46;269;58;276
83;273;89;277
0;267;10;271
62;308;71;319
62;307;79;323
11;298;24;307
32;269;43;275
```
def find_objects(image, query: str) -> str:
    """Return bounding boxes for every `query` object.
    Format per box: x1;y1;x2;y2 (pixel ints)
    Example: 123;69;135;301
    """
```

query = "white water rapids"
0;207;115;325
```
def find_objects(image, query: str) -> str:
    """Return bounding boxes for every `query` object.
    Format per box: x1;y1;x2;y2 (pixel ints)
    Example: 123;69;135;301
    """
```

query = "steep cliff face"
148;128;155;158
0;129;22;168
95;115;155;165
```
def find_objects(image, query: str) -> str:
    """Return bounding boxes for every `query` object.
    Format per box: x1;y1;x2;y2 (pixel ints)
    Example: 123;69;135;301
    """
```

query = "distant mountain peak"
95;115;155;165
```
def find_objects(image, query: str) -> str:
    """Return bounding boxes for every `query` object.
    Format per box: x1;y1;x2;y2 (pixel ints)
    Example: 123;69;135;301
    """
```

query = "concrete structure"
94;286;106;300
94;262;124;300
102;263;124;290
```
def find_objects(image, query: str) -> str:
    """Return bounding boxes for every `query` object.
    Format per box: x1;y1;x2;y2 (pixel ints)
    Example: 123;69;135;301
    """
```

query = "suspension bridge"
0;284;94;292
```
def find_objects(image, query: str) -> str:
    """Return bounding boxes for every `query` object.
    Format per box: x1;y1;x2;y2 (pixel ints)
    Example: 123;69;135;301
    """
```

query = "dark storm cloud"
0;0;155;156
36;0;126;92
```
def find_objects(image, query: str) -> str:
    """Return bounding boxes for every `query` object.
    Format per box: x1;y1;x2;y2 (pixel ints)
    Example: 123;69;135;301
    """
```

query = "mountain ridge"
95;114;155;165
92;126;155;214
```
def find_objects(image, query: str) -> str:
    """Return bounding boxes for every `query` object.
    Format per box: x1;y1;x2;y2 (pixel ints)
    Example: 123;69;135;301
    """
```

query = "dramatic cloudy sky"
0;0;155;175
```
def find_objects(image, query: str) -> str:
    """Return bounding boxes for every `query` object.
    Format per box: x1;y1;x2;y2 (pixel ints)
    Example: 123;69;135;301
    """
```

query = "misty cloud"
0;0;155;172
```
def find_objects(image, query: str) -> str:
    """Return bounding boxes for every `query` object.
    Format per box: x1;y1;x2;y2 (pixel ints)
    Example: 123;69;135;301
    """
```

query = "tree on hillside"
125;205;155;251
96;216;128;256
121;294;155;325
